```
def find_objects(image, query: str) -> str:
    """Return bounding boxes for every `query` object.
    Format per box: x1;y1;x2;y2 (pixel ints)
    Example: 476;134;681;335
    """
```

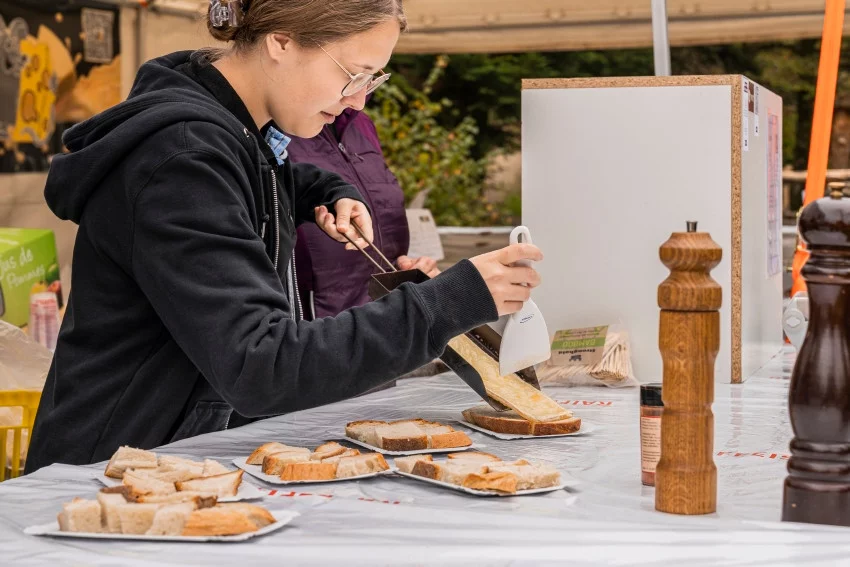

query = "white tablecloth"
3;347;849;566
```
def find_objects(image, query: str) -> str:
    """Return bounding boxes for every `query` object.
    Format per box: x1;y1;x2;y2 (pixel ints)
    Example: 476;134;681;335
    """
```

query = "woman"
26;0;541;472
288;101;438;319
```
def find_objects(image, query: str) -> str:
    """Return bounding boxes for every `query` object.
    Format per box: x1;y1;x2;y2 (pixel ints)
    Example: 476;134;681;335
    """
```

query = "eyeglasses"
319;45;391;97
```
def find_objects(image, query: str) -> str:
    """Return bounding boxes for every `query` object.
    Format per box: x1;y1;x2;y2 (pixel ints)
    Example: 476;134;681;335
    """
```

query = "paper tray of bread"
99;446;264;502
457;405;596;439
344;418;477;455
25;490;296;542
234;441;392;484
391;452;577;496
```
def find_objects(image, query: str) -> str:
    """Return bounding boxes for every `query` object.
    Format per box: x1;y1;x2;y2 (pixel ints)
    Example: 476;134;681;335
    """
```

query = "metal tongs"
342;222;398;274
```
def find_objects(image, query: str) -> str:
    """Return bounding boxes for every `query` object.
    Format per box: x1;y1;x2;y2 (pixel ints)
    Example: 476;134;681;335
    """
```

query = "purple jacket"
287;110;410;319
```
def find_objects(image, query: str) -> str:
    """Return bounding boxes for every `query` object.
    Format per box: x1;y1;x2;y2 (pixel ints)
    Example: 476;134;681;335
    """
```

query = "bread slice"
181;507;258;537
438;462;488;485
57;498;103;533
97;492;128;533
486;462;560;490
393;454;433;474
202;459;231;477
374;422;428;451
462;471;518;494
117;503;162;535
100;485;134;501
158;455;205;477
320;448;360;464
176;470;243;498
335;453;390;478
137;492;218;509
344;420;386;447
262;450;312;475
146;502;196;536
446;451;501;463
462;405;581;436
131;467;199;484
449;335;572;422
217;503;276;528
279;461;338;481
310;441;347;461
410;459;442;480
123;469;177;497
428;430;472;449
104;446;157;478
247;442;306;466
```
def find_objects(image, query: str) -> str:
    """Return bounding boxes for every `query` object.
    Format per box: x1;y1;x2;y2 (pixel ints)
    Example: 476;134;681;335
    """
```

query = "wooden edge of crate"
521;75;741;90
729;76;743;384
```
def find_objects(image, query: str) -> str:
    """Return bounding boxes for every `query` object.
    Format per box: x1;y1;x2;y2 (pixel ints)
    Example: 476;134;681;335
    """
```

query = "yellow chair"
0;390;41;481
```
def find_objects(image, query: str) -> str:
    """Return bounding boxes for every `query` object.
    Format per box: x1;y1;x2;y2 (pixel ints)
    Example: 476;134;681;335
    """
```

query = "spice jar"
640;383;663;486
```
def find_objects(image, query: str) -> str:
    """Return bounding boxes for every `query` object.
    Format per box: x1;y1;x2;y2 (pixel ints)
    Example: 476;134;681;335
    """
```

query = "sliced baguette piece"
344;420;386;447
462;405;581;436
374;422;428;451
57;498;103;533
310;441;347;461
104;446;158;478
320;448;360;464
175;470;243;498
486;462;561;490
393;454;433;474
449;335;572;422
335;453;390;478
123;469;177;497
202;459;231;477
146;502;196;536
217;503;276;528
97;492;128;533
181;507;258;536
280;461;338;481
262;450;312;475
462;471;518;494
137;492;217;509
117;503;162;535
247;442;306;466
446;451;501;463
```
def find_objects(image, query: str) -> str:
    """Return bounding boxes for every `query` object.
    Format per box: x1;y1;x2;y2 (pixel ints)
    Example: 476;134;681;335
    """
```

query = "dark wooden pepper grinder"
655;221;721;515
783;188;850;527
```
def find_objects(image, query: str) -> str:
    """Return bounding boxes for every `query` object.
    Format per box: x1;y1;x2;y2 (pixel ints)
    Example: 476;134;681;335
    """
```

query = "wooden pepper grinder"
655;221;721;515
783;187;850;527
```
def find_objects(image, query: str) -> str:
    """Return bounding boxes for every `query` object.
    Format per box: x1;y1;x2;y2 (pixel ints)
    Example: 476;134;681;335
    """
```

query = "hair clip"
209;0;245;28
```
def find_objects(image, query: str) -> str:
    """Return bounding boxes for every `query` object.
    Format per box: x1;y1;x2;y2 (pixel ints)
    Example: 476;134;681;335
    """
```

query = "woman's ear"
265;33;295;64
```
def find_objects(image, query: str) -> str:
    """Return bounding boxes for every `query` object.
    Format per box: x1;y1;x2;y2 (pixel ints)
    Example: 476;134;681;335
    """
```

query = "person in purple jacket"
287;102;439;319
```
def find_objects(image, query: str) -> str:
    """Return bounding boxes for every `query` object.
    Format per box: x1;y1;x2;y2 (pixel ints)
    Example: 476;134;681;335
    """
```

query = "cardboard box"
0;228;61;327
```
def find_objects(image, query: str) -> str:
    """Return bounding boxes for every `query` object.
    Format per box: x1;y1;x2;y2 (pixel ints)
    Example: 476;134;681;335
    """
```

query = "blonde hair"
207;0;407;48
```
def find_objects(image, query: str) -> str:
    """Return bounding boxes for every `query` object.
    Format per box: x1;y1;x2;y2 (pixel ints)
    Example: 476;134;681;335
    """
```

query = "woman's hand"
470;244;543;316
397;255;440;278
315;199;373;250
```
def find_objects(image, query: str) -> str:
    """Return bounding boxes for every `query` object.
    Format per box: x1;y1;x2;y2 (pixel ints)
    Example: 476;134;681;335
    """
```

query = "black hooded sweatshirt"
26;51;497;473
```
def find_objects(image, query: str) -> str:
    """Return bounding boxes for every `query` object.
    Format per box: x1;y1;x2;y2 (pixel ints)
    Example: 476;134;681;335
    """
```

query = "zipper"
270;169;280;270
291;255;303;321
338;142;364;162
224;411;231;430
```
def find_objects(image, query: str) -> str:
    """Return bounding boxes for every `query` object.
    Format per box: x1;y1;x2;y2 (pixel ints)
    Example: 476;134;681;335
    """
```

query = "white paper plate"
24;510;298;542
343;437;479;456
232;457;394;485
393;471;573;497
97;474;265;503
456;419;598;440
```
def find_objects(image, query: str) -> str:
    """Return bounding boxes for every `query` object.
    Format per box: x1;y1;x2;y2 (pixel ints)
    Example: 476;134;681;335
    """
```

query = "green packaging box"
0;228;61;327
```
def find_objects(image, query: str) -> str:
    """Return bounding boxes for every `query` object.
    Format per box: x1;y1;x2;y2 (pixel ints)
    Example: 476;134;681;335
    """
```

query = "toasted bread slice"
462;471;518;494
57;498;103;533
410;460;442;480
280;461;338;481
446;451;501;463
146;502;196;536
117;503;162;535
202;459;231;477
175;470;243;498
320;448;360;463
137;491;217;508
335;453;390;478
374;422;428;451
428;430;473;449
310;441;347;461
393;454;433;474
123;469;177;497
97;492;128;533
262;450;311;475
247;442;305;466
181;507;258;536
462;405;581;436
486;462;560;490
344;420;386;447
217;503;276;528
104;446;158;478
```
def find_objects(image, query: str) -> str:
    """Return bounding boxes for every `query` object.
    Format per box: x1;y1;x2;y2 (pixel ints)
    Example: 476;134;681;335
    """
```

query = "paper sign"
766;113;782;277
551;325;608;366
406;208;444;261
